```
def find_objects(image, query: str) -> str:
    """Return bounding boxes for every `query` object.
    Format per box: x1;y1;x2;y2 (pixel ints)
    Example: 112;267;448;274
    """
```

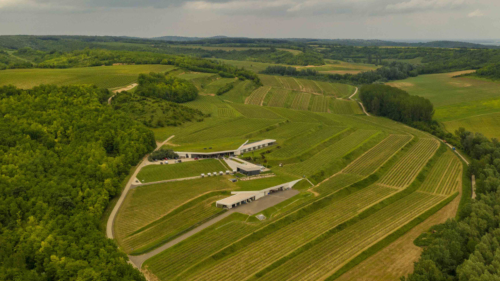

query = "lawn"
0;64;175;89
136;159;227;183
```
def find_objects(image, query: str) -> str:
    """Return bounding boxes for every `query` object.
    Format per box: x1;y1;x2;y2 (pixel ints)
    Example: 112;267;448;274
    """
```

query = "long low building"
175;139;276;159
216;179;302;209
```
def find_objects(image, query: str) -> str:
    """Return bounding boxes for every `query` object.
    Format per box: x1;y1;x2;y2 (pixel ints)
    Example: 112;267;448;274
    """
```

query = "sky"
0;0;499;40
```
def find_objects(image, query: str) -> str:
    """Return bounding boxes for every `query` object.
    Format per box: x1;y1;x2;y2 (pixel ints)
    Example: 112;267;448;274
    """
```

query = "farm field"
299;60;380;75
170;139;445;280
108;75;462;281
387;71;500;139
259;75;356;97
136;159;227;183
114;176;239;254
0;64;175;89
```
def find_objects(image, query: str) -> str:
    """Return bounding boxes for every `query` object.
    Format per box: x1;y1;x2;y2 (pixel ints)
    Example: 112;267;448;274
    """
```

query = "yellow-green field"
299;60;380;74
387;71;500;139
0;64;175;89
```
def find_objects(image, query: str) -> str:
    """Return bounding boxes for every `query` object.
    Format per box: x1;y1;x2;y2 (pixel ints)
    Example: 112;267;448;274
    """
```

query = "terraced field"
258;192;445;281
115;177;237;253
342;134;413;176
419;151;462;195
290;93;311;110
311;95;330;112
246;86;272;105
267;88;289;107
282;130;381;177
267;126;348;160
330;99;363;114
378;138;439;188
136;159;227;183
179;184;399;281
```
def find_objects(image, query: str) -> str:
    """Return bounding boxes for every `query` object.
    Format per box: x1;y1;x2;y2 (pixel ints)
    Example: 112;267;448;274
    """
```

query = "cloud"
385;0;474;13
467;9;484;17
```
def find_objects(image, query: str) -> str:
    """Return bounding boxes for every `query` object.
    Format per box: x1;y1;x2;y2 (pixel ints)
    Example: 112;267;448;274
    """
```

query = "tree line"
0;84;154;280
404;129;500;281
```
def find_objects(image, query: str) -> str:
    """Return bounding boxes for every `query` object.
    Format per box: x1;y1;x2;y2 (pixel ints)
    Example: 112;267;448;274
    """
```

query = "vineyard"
311;95;330;112
267;88;289;107
419;151;462;195
330;99;363;114
267;126;347;160
282;130;381;177
136;159;227;183
378;138;439;188
246;86;272;105
342;134;413;176
290;92;311;110
114;177;237;253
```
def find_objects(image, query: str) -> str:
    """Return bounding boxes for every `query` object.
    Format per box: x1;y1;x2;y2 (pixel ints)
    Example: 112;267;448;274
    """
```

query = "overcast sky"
0;0;498;40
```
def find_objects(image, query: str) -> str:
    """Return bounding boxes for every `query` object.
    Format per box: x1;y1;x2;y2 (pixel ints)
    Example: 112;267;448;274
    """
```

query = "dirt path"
108;83;138;104
348;87;370;116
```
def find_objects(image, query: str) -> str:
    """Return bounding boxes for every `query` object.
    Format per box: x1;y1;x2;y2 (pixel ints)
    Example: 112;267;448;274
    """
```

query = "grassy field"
136;159;227;183
114;176;238;254
0;64;175;89
246;86;272;105
330;99;364;114
387;71;500;139
108;82;461;281
299;60;379;75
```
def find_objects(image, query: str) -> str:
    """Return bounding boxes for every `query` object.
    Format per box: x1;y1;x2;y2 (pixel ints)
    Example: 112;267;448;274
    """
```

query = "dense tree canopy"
475;63;500;79
0;84;155;280
359;84;434;124
112;91;205;127
404;129;500;281
135;72;198;103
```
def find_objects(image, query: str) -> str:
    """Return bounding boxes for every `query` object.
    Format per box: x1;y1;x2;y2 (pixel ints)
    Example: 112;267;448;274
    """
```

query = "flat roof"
240;139;276;150
216;192;258;206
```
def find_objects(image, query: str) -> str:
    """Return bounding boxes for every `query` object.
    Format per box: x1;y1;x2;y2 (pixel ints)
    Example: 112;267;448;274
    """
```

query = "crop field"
311;95;329;112
255;122;319;141
260;75;284;88
342;134;412;176
221;80;258;103
201;78;235;94
229;103;283;119
136;159;227;183
0;64;175;89
267;88;289;107
378;138;439;188
419;151;462;195
114;177;237;253
386;72;500;138
267;126;347;160
330;99;363;114
299;60;380;75
120;194;226;254
174;117;281;143
246;86;272;105
282;130;381;177
290;93;311;110
178;184;399;281
296;78;323;93
258;192;445;281
163;138;245;153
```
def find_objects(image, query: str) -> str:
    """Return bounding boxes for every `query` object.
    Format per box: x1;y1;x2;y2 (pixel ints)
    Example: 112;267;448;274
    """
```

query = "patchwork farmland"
109;100;463;281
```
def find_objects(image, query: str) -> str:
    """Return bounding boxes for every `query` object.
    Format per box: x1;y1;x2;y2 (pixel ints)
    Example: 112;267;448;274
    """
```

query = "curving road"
106;135;174;241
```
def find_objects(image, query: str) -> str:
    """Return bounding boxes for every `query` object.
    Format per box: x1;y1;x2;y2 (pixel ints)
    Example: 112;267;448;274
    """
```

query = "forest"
475;63;500;79
359;85;434;124
135;72;199;103
111;91;206;127
404;129;500;281
0;84;155;280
